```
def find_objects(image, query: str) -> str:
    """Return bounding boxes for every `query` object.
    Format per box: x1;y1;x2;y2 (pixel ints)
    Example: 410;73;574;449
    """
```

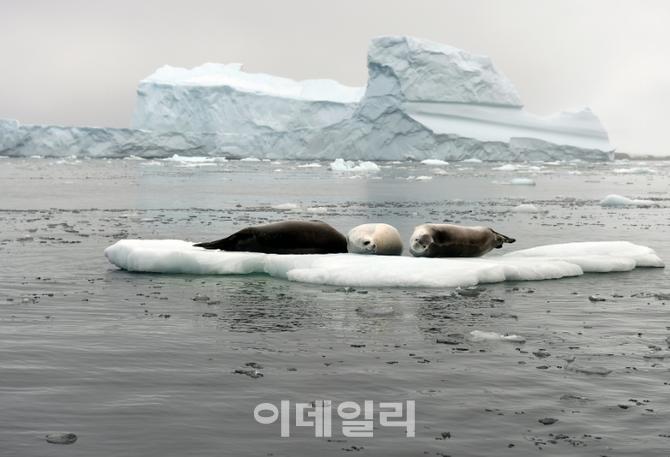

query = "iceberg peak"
366;35;523;107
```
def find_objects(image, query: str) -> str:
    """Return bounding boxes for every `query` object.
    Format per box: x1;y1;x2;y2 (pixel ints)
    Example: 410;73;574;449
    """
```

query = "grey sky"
1;0;668;155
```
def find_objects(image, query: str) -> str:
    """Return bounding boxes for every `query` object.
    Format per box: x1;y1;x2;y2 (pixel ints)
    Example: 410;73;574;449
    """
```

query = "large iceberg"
1;36;613;161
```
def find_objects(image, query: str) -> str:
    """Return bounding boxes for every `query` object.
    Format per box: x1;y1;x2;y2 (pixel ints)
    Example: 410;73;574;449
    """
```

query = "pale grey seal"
409;224;515;257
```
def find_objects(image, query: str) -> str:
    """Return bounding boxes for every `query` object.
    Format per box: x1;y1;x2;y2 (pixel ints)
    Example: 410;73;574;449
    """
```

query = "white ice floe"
240;157;261;162
461;158;483;163
600;194;656;208
612;167;656;175
329;158;380;172
297;163;322;168
271;203;300;211
469;330;526;343
494;164;519;171
306;206;329;213
421;159;449;166
510;178;536;186
104;240;664;288
163;154;227;163
512;204;542;213
407;175;433;181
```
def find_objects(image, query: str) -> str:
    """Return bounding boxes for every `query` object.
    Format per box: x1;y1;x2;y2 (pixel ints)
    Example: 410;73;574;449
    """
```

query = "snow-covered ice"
600;194;657;208
421;159;449;166
509;178;536;186
329;158;380;172
469;330;526;343
104;240;663;288
512;204;543;213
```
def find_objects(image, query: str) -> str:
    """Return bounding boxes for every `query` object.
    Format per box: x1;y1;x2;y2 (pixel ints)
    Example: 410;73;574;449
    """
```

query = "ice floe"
512;204;543;213
600;194;656;208
509;178;536;186
469;330;526;343
421;159;449;166
105;240;664;288
329;158;380;172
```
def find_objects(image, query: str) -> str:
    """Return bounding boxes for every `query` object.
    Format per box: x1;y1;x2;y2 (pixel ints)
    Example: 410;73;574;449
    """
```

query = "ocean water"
1;157;669;456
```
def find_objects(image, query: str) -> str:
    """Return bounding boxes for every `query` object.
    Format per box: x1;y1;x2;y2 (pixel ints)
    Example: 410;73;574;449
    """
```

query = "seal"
194;220;347;254
347;223;403;255
409;224;515;257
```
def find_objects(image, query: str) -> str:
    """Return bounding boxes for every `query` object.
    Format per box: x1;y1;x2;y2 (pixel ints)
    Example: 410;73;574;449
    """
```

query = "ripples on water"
0;158;669;456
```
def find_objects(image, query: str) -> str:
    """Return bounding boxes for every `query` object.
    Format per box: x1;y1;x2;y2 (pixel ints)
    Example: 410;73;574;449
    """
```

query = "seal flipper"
194;231;251;251
491;230;516;248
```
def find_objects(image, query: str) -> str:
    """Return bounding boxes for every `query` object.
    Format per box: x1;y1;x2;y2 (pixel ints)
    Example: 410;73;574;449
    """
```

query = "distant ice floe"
461;158;483;163
271;203;300;211
612;167;656;175
494;164;519;171
406;175;433;181
105;240;664;288
600;194;656;208
512;204;543;213
421;159;449;166
330;158;380;172
469;330;526;343
297;163;322;168
163;154;227;163
509;178;536;186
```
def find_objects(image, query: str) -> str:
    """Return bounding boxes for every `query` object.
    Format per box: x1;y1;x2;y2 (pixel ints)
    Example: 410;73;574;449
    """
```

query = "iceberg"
1;36;614;161
104;240;663;288
0;119;213;158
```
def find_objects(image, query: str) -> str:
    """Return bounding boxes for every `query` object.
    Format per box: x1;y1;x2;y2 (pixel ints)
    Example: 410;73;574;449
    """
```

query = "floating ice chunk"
414;175;433;181
329;158;380;172
240;157;261;162
272;203;300;210
461;158;483;163
306;206;329;214
105;240;663;288
421;159;449;166
600;194;656;208
470;330;526;343
297;163;322;168
494;164;518;171
512;204;542;213
612;167;656;175
163;154;226;163
510;178;536;186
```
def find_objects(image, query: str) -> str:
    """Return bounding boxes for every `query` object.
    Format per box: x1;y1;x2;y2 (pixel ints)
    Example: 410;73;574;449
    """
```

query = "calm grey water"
1;157;669;456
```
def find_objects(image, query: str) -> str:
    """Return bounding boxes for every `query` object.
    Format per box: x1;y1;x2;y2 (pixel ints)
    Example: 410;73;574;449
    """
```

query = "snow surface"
141;63;364;103
104;240;663;288
2;36;613;161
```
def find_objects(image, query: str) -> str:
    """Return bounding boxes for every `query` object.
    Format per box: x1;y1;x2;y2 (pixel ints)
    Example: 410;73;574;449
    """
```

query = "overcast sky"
1;0;668;155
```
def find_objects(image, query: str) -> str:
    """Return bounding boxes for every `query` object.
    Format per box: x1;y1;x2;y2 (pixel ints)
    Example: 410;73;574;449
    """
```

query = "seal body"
409;224;515;258
194;221;347;254
347;223;403;256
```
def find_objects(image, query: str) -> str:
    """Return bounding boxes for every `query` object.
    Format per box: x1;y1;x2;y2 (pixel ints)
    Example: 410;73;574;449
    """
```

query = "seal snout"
362;239;376;253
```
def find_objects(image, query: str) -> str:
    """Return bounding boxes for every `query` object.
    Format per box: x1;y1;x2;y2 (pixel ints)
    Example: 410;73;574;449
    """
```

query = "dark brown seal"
409;224;516;257
194;220;347;254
